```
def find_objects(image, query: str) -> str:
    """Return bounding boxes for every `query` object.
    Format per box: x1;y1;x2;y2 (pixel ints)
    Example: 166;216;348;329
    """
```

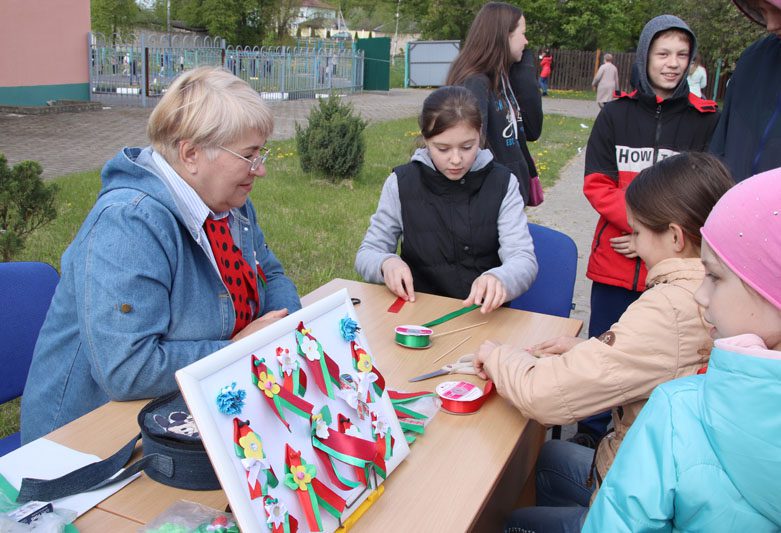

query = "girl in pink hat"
584;167;781;531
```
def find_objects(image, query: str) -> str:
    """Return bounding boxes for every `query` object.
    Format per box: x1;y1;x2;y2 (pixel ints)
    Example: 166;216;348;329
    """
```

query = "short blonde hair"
148;66;274;161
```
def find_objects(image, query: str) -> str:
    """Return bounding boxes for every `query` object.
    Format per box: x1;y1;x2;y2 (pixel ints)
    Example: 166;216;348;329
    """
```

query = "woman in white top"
687;53;708;98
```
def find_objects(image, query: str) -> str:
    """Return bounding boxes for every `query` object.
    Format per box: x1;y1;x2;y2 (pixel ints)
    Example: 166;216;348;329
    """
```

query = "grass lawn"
547;89;595;101
1;113;592;439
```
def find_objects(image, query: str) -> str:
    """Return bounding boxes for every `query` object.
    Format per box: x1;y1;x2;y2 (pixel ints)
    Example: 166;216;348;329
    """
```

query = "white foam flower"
344;425;362;438
265;500;288;528
315;417;330;439
301;337;321;361
372;417;390;438
277;348;296;375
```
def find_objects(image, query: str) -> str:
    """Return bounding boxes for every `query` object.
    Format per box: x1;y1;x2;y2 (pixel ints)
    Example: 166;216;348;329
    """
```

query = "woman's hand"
232;308;289;342
464;274;506;314
474;339;500;379
381;257;416;302
528;336;585;357
610;234;637;258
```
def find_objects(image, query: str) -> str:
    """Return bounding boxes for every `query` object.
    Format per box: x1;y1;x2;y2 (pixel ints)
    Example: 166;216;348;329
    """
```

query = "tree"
0;154;58;262
91;0;139;40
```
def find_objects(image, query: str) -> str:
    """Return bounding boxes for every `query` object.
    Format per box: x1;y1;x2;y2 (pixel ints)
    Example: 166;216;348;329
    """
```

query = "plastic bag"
140;500;238;533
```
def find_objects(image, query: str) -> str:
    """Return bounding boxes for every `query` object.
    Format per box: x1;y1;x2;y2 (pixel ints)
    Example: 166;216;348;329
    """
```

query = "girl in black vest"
355;86;538;314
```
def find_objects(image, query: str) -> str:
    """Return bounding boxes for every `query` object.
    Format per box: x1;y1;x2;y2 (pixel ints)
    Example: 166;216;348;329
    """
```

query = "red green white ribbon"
263;495;298;533
232;418;278;499
276;346;307;397
388;389;436;420
295;322;341;399
284;444;346;532
370;411;394;461
350;341;386;402
311;407;387;491
252;355;313;431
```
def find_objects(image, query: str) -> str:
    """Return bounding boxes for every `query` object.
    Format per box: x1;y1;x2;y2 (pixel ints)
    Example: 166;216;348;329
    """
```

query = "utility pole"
392;0;401;65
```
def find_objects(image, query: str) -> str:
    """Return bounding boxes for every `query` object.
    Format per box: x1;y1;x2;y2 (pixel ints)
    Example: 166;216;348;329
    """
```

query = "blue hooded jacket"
584;334;781;531
20;147;300;442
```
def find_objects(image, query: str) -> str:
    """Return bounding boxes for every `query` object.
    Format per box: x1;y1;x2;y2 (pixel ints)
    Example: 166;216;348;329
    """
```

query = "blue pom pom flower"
339;315;360;341
216;382;246;415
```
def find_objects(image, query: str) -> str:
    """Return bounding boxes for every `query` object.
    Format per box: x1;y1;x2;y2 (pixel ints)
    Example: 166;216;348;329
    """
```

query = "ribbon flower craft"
277;346;307;397
284;444;346;532
351;341;386;403
371;411;395;462
252;355;313;432
233;418;277;499
309;406;387;492
339;315;360;342
294;322;341;400
263;495;298;533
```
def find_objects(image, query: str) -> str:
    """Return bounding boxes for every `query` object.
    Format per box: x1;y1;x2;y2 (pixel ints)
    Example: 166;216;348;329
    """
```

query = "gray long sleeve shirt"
355;148;538;301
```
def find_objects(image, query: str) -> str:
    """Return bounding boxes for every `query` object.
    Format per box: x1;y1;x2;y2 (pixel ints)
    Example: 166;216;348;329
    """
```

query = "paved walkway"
0;89;599;335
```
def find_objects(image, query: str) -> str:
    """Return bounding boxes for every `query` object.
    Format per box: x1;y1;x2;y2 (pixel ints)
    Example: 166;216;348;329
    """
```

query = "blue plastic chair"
0;262;59;456
509;224;578;440
509;223;578;318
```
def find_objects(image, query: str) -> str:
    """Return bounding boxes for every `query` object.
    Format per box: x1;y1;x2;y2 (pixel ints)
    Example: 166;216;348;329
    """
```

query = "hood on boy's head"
635;15;696;99
732;0;781;27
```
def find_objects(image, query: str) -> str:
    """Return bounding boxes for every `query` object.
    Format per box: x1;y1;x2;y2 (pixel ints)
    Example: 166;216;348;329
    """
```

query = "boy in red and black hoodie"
578;14;719;446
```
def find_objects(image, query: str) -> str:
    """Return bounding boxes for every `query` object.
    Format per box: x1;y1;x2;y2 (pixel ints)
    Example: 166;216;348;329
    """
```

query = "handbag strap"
15;433;174;503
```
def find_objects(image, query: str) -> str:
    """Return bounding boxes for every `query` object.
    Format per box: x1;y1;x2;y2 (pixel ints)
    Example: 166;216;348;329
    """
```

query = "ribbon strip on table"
252;355;313;431
232;418;278;499
387;296;406;313
370;412;394;461
263;495;298;533
284;444;346;533
421;304;480;328
388;389;437;420
311;406;387;491
276;346;307;397
437;380;495;414
295;322;341;400
350;341;386;402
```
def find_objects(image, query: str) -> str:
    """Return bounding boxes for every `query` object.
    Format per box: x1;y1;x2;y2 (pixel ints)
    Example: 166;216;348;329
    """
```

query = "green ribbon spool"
394;331;432;349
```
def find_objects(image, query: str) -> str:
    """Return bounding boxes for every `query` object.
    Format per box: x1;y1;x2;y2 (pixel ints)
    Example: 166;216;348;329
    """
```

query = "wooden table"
51;279;580;532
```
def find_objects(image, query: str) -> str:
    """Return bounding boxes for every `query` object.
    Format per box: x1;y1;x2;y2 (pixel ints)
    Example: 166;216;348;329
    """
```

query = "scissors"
407;354;478;382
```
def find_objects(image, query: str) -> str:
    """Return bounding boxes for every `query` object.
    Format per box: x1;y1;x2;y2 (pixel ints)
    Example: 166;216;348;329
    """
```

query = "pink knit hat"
701;167;781;310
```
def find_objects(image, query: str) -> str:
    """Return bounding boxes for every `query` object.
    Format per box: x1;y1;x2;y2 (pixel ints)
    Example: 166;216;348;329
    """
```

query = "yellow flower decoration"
239;431;264;460
356;353;373;373
257;371;280;398
289;464;312;491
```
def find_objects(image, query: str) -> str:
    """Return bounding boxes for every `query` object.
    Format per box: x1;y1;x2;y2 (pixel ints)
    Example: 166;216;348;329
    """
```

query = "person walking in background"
578;14;719;448
710;0;781;182
687;53;708;97
539;48;553;95
446;2;543;205
592;53;620;108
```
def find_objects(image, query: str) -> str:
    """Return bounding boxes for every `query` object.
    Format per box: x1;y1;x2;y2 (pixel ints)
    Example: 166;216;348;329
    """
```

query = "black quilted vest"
396;159;509;299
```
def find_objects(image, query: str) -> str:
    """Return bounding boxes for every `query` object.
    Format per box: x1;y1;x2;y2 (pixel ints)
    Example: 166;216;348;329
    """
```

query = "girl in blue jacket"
584;167;781;532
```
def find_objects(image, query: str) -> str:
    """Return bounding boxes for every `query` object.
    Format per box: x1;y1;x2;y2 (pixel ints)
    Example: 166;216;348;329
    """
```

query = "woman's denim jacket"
21;147;300;443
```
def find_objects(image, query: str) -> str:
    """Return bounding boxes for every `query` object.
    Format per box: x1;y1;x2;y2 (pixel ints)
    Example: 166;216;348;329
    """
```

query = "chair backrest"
0;262;59;404
509;223;578;318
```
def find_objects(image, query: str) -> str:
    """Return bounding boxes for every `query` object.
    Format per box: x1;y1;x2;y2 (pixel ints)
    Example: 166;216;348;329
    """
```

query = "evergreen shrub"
295;95;367;181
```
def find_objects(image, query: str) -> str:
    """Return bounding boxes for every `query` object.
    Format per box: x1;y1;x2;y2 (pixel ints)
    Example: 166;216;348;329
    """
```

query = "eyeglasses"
219;145;271;172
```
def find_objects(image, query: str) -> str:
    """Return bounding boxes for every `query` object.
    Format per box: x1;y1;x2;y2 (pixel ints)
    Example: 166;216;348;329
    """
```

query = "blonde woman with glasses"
21;66;300;443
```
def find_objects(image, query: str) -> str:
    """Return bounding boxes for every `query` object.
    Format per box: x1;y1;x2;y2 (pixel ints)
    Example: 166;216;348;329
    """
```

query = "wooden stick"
430;321;487;339
431;336;472;364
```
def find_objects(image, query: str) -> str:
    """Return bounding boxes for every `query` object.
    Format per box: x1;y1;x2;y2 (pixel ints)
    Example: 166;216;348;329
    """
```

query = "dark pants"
539;76;549;95
578;282;642;437
505;440;593;532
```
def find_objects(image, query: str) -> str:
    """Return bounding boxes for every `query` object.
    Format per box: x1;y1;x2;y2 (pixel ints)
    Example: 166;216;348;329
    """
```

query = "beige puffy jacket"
482;257;712;496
